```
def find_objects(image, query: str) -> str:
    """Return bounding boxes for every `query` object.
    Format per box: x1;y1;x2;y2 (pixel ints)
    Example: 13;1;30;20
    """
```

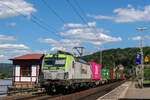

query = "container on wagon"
115;72;118;80
101;68;109;80
113;72;115;80
109;69;113;80
117;73;120;79
89;62;101;80
120;74;125;79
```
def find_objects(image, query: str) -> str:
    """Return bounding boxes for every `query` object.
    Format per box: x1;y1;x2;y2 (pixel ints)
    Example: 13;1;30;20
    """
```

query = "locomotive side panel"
73;62;91;80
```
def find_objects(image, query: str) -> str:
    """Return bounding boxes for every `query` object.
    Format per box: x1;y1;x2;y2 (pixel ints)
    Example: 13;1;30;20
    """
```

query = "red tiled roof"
9;54;43;60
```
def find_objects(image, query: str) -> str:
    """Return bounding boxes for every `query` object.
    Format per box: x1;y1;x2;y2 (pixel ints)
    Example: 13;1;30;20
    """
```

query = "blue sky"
0;0;150;62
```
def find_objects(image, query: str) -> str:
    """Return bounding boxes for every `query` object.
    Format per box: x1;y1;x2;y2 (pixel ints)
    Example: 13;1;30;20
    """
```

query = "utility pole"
100;48;103;68
136;27;147;88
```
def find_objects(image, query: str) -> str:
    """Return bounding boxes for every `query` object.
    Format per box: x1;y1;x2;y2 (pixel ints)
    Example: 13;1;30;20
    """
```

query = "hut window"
21;65;31;77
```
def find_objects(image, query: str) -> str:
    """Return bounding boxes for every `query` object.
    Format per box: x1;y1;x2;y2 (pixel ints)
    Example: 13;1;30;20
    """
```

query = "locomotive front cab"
41;54;69;81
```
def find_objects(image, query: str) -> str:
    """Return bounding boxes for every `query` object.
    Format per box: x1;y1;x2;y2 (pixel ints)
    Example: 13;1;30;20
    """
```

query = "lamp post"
136;27;147;88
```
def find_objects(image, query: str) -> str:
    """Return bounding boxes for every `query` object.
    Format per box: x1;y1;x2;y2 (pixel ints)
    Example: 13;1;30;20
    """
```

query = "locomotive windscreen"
44;58;66;67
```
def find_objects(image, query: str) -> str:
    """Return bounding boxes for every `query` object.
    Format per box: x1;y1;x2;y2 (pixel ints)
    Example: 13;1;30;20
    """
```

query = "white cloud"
60;28;122;45
144;36;150;40
0;54;9;63
50;47;66;51
88;4;150;23
0;0;36;19
7;22;16;27
0;34;17;42
38;38;57;44
0;54;7;58
39;22;122;52
39;38;80;52
0;44;29;49
128;36;141;40
87;14;113;20
62;22;96;29
129;35;150;41
0;43;30;63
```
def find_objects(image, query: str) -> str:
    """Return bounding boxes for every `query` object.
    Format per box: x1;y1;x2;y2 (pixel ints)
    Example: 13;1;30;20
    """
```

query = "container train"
39;51;125;93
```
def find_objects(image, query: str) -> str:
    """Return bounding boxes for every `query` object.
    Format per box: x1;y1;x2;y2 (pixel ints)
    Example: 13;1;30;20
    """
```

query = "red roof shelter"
10;54;43;60
9;54;43;85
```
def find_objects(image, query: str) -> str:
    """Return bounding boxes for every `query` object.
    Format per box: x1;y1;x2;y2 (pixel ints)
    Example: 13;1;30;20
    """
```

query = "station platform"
97;81;150;100
119;82;150;100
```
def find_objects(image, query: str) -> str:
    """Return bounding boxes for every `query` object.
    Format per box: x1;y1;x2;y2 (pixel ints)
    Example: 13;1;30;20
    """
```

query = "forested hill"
82;46;150;69
0;63;13;79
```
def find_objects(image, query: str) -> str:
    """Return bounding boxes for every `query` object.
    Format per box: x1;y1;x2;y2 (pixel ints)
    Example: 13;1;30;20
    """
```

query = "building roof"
9;54;43;60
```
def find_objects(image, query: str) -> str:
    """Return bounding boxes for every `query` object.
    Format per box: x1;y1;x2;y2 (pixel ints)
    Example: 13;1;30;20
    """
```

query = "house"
9;54;43;88
118;64;124;70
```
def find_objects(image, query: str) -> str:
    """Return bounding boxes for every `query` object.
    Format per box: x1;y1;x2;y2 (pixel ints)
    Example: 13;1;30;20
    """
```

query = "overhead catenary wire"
2;2;70;52
66;0;88;26
40;0;66;24
1;2;64;39
70;0;107;65
41;0;97;34
41;0;99;40
73;0;99;32
66;0;100;37
73;0;90;23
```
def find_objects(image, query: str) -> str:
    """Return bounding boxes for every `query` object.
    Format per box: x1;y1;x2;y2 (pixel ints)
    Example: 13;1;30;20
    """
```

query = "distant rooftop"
9;54;43;60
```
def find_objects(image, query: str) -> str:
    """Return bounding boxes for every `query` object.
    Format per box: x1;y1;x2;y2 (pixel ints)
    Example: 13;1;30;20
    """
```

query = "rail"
0;80;126;100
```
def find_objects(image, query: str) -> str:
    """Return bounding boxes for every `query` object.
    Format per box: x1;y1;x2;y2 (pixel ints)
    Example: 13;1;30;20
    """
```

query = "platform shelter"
9;54;43;88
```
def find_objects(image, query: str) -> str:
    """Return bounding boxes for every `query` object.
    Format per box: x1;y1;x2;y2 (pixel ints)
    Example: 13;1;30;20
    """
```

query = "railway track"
1;80;125;100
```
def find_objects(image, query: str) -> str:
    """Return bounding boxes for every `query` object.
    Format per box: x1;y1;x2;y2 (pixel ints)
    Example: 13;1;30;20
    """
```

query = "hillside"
82;46;150;78
82;47;150;68
0;63;13;79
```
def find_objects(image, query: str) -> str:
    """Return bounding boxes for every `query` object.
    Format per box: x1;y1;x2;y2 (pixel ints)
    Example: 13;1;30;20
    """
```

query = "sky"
0;0;150;63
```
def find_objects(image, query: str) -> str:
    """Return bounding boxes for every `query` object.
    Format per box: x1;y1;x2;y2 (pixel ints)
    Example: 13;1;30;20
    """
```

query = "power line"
40;0;66;24
73;0;89;23
66;0;88;25
1;2;63;39
73;0;99;34
66;0;98;34
31;14;59;33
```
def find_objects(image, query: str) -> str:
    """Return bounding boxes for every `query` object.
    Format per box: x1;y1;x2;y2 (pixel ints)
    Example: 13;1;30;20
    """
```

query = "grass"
144;80;150;84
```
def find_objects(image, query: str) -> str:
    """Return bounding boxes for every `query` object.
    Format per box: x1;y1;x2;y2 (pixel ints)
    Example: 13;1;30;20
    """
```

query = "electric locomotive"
39;51;92;93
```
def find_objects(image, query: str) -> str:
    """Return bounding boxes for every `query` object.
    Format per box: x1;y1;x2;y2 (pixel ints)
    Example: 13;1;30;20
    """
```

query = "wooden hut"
9;54;43;88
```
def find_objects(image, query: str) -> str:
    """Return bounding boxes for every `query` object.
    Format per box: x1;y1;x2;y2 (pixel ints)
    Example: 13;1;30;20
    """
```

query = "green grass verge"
144;80;150;84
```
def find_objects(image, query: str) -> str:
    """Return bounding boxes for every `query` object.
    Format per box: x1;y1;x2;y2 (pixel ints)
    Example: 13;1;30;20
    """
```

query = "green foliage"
144;68;150;80
82;46;150;79
0;63;13;79
82;47;141;68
